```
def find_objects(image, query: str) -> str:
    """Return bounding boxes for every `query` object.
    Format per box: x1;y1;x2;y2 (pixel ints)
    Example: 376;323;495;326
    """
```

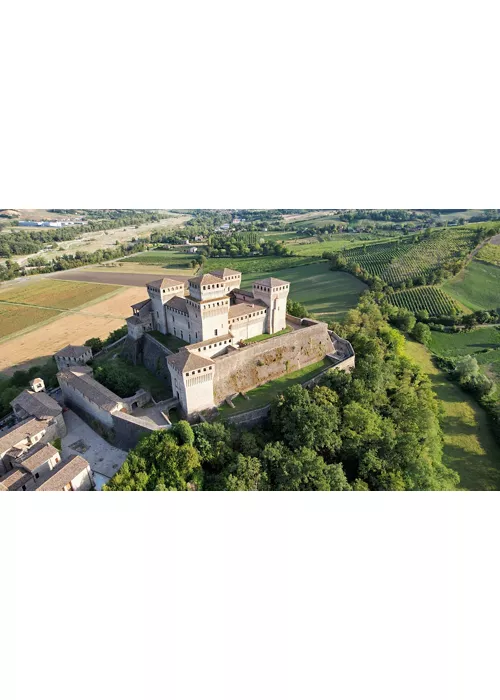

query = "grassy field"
0;304;62;340
387;286;464;316
287;238;386;257
405;340;500;490
475;243;500;266
443;260;500;311
205;256;318;276
0;286;147;374
125;249;196;267
218;358;331;416
241;262;367;322
427;327;500;385
0;279;121;309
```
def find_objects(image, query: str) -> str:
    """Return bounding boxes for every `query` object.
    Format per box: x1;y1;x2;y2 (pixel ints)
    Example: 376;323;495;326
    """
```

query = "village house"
0;450;94;492
0;417;58;476
54;345;93;371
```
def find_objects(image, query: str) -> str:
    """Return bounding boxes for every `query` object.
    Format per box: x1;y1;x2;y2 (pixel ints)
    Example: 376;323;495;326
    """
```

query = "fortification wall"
111;412;162;450
213;321;334;404
123;334;173;385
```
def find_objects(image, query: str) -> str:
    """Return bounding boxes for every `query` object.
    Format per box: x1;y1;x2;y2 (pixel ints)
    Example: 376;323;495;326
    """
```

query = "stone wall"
213;321;334;404
225;404;271;429
111;412;163;451
123;334;173;385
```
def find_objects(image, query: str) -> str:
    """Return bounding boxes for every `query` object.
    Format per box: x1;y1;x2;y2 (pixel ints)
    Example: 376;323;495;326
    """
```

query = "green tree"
85;337;104;353
271;384;341;457
261;443;349;491
412;322;432;346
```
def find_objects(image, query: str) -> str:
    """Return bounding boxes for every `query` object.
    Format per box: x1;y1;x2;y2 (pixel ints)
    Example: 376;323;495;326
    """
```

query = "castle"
126;267;355;416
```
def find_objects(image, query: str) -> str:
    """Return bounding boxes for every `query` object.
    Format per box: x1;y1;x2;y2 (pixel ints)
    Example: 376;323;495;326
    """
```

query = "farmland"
205;255;318;276
125;249;196;267
288;237;393;257
387;287;463;316
241;262;367;322
0;286;147;374
0;279;121;310
0;304;62;340
427;327;500;385
474;242;500;266
442;261;500;311
405;341;500;490
341;227;482;285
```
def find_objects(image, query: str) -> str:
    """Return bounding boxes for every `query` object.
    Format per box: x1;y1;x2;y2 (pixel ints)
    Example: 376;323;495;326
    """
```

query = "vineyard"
387;286;463;316
341;227;480;285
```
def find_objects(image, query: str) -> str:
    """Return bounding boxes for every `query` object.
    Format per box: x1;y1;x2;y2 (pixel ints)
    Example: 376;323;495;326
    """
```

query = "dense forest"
104;294;459;491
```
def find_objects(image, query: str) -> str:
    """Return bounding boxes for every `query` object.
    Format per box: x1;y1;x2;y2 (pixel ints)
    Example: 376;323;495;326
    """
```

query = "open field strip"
405;340;500;490
443;260;500;311
0;278;122;309
83;262;192;276
241;262;367;322
427;326;500;386
0;304;62;339
0;286;147;375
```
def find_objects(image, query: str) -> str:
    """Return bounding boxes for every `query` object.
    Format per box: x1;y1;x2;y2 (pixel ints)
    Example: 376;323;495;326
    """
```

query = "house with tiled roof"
54;344;93;370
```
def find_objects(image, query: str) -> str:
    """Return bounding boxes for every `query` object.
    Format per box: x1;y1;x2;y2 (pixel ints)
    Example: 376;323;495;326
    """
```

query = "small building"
0;417;53;475
35;455;94;492
10;380;66;439
57;367;125;429
54;345;93;370
189;247;198;254
14;442;62;485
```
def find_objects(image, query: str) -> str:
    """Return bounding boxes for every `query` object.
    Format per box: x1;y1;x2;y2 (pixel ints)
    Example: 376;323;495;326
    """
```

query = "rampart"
213;319;334;404
111;412;164;451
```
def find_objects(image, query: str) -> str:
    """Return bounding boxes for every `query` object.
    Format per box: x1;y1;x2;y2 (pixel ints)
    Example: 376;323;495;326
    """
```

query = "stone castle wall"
213;321;334;405
111;412;161;451
122;334;173;385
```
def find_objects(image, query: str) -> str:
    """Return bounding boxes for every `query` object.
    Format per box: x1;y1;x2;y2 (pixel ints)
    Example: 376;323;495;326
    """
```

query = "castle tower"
146;278;185;335
186;274;230;343
252;277;290;334
167;349;215;415
210;268;242;292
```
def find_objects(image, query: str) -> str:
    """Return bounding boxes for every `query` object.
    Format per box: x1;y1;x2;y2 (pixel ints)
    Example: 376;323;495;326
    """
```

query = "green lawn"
241;327;292;345
125;249;195;267
205;256;318;275
241;262;367;322
405;340;500;490
218;358;332;417
427;327;500;385
148;331;189;352
287;237;398;257
443;260;500;311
